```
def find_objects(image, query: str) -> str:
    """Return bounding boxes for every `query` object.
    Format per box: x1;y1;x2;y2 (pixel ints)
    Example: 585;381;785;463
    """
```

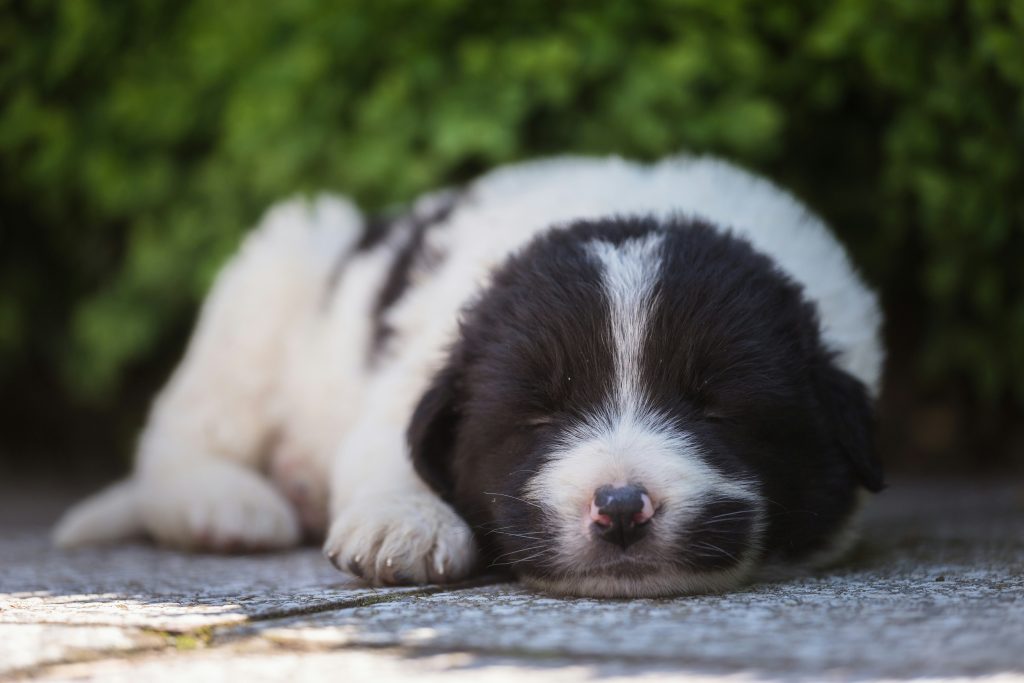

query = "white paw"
138;459;301;552
323;490;477;585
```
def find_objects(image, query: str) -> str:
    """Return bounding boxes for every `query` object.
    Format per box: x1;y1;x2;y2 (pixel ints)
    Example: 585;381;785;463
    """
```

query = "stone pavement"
1;480;1023;682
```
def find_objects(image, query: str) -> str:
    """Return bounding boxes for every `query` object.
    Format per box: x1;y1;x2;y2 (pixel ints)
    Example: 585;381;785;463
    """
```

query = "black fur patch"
321;191;464;338
682;497;757;571
369;191;463;357
321;212;395;311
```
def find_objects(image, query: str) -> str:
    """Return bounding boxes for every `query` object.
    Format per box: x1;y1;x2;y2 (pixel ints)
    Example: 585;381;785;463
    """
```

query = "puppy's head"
409;217;883;597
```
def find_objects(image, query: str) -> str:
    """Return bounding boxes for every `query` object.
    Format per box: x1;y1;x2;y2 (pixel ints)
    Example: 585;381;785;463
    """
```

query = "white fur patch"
52;479;144;548
585;234;664;421
138;458;301;551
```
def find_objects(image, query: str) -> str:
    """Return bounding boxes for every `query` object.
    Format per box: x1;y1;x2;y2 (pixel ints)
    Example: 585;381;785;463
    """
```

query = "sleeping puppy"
54;155;884;597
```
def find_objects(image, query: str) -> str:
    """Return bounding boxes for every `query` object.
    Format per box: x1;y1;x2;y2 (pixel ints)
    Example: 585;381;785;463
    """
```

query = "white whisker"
482;492;544;510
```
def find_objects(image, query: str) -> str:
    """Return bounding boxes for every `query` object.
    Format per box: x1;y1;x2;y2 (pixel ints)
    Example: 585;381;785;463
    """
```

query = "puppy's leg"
132;197;363;551
323;406;477;584
53;479;144;548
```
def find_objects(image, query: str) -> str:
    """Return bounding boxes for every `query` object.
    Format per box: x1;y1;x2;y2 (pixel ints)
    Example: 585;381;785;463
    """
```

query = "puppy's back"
399;155;882;396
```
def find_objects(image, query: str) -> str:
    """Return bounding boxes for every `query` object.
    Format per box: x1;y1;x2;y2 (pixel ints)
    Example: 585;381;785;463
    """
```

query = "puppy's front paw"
323;490;476;585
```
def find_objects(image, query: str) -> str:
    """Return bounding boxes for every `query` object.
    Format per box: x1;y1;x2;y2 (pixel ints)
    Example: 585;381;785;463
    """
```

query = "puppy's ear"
814;359;885;493
407;359;462;501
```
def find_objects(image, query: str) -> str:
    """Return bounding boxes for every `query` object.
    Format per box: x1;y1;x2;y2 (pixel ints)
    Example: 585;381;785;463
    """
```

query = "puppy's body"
55;156;883;597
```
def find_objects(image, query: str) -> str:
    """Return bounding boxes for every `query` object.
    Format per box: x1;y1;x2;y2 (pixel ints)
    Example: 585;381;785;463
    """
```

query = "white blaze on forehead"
585;233;664;420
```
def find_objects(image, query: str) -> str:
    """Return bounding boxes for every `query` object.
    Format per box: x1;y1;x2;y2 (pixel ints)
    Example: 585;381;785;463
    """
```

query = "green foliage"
2;0;1022;413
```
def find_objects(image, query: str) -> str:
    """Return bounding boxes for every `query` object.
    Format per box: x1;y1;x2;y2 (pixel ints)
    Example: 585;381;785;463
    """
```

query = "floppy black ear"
407;360;462;502
815;360;886;493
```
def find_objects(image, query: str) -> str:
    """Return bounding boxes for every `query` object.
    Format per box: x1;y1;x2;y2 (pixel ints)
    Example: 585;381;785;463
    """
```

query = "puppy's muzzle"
589;484;655;549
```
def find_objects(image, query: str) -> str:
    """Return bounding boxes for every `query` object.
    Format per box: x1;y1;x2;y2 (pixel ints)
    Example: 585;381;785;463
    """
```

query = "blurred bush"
1;0;1022;466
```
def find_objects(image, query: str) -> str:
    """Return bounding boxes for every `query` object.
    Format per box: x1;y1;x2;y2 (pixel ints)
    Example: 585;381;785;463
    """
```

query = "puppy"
54;155;884;597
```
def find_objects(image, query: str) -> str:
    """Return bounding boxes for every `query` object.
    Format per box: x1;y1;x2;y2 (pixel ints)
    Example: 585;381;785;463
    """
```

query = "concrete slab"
0;624;162;676
6;647;796;683
23;645;1024;683
1;480;1022;681
253;569;1024;679
244;480;1024;680
0;535;427;630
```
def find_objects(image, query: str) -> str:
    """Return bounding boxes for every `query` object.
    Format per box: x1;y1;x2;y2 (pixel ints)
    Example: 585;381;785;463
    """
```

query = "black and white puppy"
55;156;884;597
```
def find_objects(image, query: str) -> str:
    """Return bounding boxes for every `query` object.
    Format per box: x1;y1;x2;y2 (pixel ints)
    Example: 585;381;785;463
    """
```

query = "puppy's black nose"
590;484;654;549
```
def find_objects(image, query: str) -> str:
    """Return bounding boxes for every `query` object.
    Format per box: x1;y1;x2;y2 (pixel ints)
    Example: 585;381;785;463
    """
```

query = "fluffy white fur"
54;155;882;588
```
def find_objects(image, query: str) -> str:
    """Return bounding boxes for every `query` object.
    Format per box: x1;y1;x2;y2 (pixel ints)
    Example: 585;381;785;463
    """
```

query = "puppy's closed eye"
701;408;729;423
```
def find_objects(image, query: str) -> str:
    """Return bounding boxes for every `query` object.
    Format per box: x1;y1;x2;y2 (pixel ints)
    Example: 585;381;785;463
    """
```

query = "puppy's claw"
324;549;342;571
347;558;365;578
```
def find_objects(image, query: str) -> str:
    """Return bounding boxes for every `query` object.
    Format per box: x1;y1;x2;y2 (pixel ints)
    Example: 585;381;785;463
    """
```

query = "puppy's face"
409;218;883;597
